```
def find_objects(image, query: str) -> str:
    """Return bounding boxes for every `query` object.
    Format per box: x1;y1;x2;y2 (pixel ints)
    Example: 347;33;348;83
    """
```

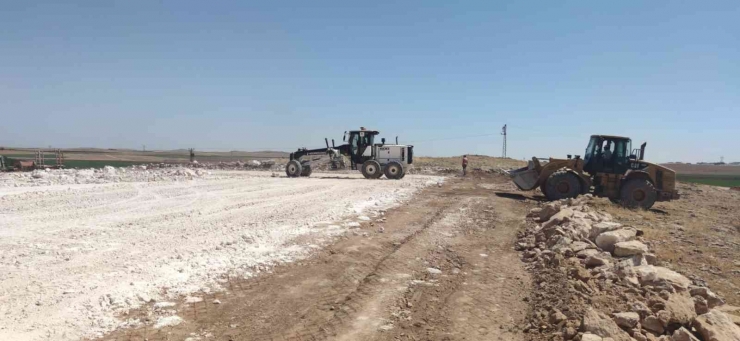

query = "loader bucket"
507;161;540;191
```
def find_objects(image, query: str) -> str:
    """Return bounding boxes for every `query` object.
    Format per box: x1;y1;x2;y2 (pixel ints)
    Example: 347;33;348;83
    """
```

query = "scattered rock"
582;309;634;341
642;315;665;335
539;203;562;222
582;333;604;341
570;266;592;282
578;248;601;259
595;229;637;252
590;221;624;239
154;315;183;329
635;265;691;291
671;327;700;341
613;241;649;257
586;254;612;268
694;296;710;315
664;293;698;326
613;312;640;329
426;268;442;275
690;286;726;309
693;310;740;341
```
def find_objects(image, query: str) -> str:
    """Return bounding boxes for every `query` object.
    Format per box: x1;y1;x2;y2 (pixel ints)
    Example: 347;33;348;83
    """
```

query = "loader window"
350;133;359;155
584;137;597;164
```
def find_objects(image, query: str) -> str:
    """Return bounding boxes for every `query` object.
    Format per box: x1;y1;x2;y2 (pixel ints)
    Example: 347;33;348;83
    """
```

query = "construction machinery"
286;128;414;179
508;135;680;209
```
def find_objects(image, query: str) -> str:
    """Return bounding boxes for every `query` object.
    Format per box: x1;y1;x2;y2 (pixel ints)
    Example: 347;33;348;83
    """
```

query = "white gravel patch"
0;169;441;340
153;315;183;329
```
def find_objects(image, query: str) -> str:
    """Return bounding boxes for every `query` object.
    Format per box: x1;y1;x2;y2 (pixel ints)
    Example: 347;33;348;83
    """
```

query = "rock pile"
516;195;740;341
187;160;278;171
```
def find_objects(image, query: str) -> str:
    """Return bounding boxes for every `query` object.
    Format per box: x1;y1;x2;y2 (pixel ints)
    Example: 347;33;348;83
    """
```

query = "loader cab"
345;129;379;166
583;135;632;175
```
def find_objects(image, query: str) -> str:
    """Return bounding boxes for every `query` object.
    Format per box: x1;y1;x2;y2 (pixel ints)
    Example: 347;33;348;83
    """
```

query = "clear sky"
1;1;738;163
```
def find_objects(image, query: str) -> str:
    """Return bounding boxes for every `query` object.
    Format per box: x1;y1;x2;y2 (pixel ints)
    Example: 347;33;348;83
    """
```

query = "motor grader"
508;135;680;209
285;128;413;179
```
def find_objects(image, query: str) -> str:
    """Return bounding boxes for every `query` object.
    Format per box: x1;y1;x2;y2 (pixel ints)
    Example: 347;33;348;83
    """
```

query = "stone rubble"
1;165;210;187
516;194;740;341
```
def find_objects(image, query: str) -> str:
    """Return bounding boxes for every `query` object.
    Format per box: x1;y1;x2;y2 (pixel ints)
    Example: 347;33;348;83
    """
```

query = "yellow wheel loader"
508;135;680;209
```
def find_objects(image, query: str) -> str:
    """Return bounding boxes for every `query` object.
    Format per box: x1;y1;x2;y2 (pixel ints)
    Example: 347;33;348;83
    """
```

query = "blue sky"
1;1;738;162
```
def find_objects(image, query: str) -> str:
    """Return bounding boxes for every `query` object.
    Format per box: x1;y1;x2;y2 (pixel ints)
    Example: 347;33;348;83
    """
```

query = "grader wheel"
384;161;404;180
300;162;313;177
361;160;382;179
285;160;302;178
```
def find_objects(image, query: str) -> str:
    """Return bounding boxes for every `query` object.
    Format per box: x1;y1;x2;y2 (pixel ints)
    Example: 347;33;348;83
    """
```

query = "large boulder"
582;308;634;341
614;241;649;257
635;265;691;291
596;229;637;252
693;310;740;341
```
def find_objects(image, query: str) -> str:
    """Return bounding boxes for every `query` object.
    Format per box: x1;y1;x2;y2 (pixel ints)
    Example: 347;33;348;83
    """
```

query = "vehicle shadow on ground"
494;192;547;202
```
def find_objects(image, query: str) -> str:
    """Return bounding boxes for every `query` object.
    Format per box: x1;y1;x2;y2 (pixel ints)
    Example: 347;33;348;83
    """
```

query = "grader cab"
508;135;680;209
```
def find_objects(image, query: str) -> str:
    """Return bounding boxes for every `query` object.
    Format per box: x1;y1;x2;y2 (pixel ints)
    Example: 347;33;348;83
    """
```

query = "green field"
677;174;740;187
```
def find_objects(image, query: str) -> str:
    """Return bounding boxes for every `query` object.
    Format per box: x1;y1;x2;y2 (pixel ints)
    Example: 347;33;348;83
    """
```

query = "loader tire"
300;163;312;177
545;170;581;201
619;179;657;210
361;160;382;179
285;160;302;178
384;162;403;180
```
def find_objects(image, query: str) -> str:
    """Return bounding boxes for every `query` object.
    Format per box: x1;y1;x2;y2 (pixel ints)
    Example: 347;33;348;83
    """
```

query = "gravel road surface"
0;170;440;340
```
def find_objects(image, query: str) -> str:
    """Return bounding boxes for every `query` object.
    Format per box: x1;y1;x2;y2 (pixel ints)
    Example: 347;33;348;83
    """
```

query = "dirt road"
0;171;439;341
98;175;533;341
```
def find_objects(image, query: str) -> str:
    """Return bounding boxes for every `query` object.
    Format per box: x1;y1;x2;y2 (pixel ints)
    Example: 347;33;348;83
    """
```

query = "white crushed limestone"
0;169;441;340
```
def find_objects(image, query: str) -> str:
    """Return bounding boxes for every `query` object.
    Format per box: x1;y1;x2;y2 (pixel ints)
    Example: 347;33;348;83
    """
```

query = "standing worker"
462;155;468;176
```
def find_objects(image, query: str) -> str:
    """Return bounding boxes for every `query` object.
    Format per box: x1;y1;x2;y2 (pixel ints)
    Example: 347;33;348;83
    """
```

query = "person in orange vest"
462;155;468;176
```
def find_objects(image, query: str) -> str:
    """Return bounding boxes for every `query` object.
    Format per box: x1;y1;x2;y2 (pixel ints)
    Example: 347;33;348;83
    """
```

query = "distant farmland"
676;174;740;187
664;163;740;187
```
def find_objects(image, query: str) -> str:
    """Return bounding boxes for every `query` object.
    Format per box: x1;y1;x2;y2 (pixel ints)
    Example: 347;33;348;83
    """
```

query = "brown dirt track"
89;171;740;341
94;174;535;341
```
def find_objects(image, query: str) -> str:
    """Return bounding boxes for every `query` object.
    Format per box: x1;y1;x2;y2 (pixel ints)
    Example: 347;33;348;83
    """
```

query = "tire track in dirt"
95;175;533;341
95;181;454;341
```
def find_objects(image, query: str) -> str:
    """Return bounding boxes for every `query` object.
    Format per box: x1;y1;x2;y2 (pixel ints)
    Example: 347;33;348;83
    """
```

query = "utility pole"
501;124;507;158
